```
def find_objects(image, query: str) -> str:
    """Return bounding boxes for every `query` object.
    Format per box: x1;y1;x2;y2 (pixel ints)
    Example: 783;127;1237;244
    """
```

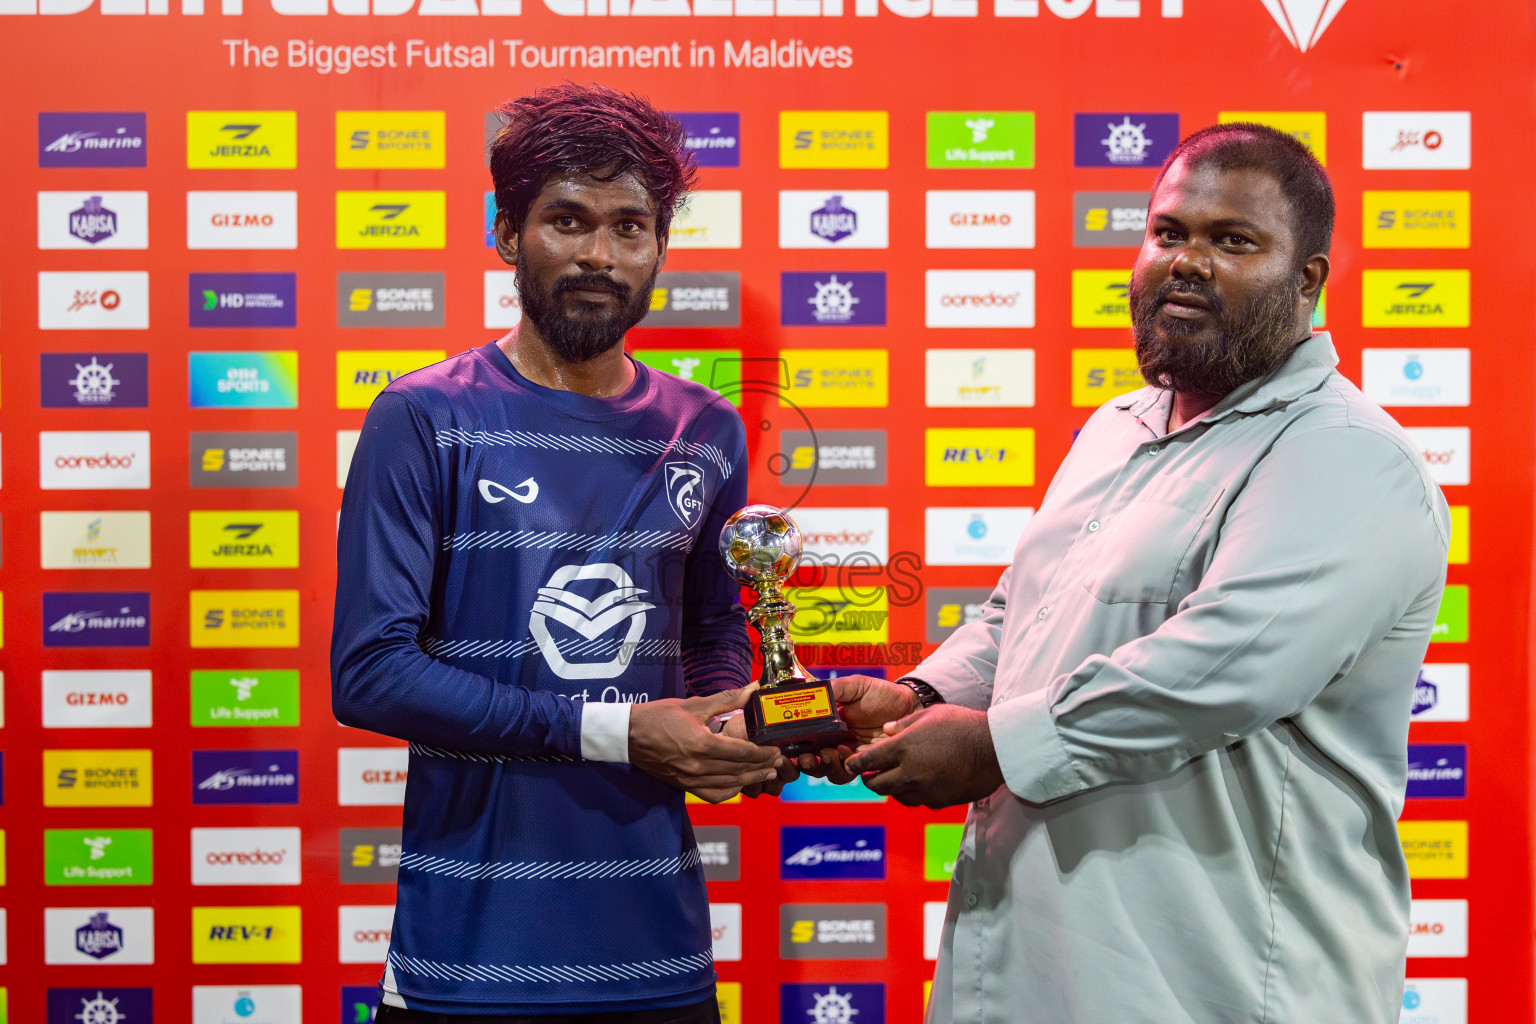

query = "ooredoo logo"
192;828;302;886
926;270;1035;328
40;431;151;490
339;905;395;964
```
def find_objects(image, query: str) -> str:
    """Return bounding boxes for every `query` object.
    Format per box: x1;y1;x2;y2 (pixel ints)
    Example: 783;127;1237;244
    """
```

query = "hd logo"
335;111;445;169
336;191;446;249
1071;270;1132;327
186;111;297;169
1361;270;1470;327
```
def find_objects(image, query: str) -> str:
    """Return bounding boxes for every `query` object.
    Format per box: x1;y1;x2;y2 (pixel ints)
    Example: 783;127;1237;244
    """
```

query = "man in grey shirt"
831;124;1450;1022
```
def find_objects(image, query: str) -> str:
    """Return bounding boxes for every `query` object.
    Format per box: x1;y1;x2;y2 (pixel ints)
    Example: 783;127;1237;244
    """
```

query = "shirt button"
965;892;979;909
1036;607;1049;621
1087;520;1100;533
1148;444;1161;455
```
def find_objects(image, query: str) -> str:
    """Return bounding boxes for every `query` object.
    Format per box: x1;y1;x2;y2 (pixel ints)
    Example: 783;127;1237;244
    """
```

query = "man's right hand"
795;675;918;782
629;686;781;803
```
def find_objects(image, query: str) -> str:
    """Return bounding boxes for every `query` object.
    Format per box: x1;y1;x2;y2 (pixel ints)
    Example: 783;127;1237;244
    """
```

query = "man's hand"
719;714;801;797
796;675;918;782
843;704;1005;809
629;687;780;804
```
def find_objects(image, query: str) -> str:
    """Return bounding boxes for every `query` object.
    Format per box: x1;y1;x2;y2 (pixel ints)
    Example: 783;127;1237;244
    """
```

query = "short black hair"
489;82;698;241
1153;122;1335;263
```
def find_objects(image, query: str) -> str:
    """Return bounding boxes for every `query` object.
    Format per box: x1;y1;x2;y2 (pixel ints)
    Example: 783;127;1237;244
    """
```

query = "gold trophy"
719;504;854;755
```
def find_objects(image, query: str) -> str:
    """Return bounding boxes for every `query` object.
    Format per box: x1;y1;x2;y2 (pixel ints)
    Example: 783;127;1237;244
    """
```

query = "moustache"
1154;279;1224;314
554;273;631;303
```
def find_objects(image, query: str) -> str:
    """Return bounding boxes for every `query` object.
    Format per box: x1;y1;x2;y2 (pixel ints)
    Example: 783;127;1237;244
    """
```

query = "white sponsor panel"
925;270;1035;328
923;901;946;961
709;903;742;962
1363;112;1471;170
192;827;303;886
925;190;1036;249
794;507;889;564
671;190;743;249
187;191;299;249
338;746;409;806
193;985;304;1024
39;271;150;330
0;908;6;965
1399;978;1466;1024
484;270;522;329
37;191;150;249
40;510;153;569
40;431;152;490
778;190;890;249
1405;428;1469;486
925;348;1035;407
43;670;153;728
1407;900;1468;958
337;430;361;489
925;507;1034;567
1361;349;1470;407
0;671;6;727
340;904;395;963
1412;663;1470;723
45;906;155;964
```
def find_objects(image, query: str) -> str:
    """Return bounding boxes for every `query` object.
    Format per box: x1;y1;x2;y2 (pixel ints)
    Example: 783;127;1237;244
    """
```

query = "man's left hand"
844;705;1005;809
720;713;802;797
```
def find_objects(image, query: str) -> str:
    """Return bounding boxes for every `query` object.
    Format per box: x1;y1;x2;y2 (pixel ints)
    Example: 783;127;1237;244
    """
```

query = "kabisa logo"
674;112;740;167
781;826;886;880
47;987;154;1024
665;462;705;527
811;196;857;243
477;476;539;505
67;196;118;245
781;984;884;1024
1073;113;1178;168
781;272;886;327
192;750;300;806
76;912;124;959
43;593;150;648
39;113;146;168
1260;0;1348;52
529;563;655;680
39;353;149;409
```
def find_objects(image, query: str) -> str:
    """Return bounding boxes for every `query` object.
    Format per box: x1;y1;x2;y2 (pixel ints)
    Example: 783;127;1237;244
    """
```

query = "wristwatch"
898;678;945;710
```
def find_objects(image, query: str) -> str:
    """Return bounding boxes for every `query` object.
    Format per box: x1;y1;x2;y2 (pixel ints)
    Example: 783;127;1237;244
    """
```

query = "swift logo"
1259;0;1348;52
529;563;655;680
477;477;538;505
665;462;705;527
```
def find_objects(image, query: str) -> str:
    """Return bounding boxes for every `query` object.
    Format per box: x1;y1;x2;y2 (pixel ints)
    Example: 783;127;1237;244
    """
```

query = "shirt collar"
1114;332;1338;426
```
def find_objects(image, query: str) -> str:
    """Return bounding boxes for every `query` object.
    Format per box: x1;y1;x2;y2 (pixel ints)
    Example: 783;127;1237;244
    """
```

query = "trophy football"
719;504;854;755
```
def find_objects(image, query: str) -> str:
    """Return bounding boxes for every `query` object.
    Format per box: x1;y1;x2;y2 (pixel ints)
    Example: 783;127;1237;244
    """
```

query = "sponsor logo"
781;984;883;1024
1361;270;1470;327
1071;269;1132;327
670;190;743;249
784;587;889;644
664;462;706;527
780;904;887;959
193;985;303;1024
1411;663;1469;723
338;272;445;328
338;747;409;806
44;829;153;886
927;587;993;643
39;112;147;168
44;909;154;965
777;429;887;487
37;192;148;249
925;507;1032;566
780;773;888;803
335;111;445;169
1399;978;1467;1023
40;353;148;409
694;826;740;882
43;593;151;649
925;270;1035;328
780;348;888;406
484;190;498;246
190;590;300;649
794;507;889;564
1218;110;1327;162
340;827;403;884
927;111;1034;169
477;477;539;505
529;563;655;680
188;275;297;329
38;271;149;330
342;985;382;1024
780;111;888;169
1363;191;1470;249
338;430;361;488
643;271;741;328
336;350;444;408
1406;744;1466;799
925;428;1034;487
717;983;741;1024
924;901;947;961
707;903;742;962
779;191;889;249
781;826;885;880
1361;349;1470;407
1074;191;1149;248
189;511;299;569
40;511;152;569
191;906;302;964
186;112;297;169
484;269;523;329
40;431;151;490
781;273;887;327
1073;112;1178;167
192;750;300;806
192;828;302;886
188;351;299;409
924;822;963;880
1404;427;1470;486
1447;505;1469;565
192;669;301;727
1262;0;1348;52
925;349;1035;408
337;191;447;249
1432;585;1468;643
42;670;152;728
187;191;299;249
1398;820;1467;880
1362;111;1471;170
1407;899;1467;958
191;432;298;488
631;349;743;405
1072;349;1145;406
47;987;154;1024
925;190;1035;249
340;905;394;963
674;112;740;167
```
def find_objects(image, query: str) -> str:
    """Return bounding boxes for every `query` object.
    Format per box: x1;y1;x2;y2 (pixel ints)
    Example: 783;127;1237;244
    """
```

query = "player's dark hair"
489;82;698;241
1153;122;1335;263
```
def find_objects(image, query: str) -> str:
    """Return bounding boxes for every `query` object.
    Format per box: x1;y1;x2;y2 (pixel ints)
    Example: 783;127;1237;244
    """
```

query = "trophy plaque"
719;504;854;756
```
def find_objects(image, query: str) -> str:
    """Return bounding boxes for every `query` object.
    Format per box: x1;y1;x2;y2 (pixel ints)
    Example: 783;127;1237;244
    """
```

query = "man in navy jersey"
333;83;783;1023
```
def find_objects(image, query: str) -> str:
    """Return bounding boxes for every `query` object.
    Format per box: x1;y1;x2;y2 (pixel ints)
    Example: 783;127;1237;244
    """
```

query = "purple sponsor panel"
781;826;887;880
781;272;886;327
1073;112;1179;168
672;112;741;167
42;592;151;648
189;273;298;328
781;983;884;1024
49;988;155;1023
41;352;149;408
1406;744;1467;799
342;985;381;1023
38;112;147;168
192;749;300;805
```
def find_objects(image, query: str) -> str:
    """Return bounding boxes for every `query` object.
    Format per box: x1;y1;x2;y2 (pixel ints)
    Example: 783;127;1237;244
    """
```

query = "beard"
515;249;658;364
1129;273;1304;397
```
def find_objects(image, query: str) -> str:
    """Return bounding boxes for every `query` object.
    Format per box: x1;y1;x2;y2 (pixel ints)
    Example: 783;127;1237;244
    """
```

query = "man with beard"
822;124;1450;1021
333;83;781;1022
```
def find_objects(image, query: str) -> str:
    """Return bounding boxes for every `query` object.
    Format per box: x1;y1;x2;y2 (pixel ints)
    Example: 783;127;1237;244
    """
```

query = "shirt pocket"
1083;476;1224;605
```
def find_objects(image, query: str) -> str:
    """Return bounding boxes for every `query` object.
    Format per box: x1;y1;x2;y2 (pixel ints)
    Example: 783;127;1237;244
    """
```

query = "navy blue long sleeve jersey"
331;341;751;1015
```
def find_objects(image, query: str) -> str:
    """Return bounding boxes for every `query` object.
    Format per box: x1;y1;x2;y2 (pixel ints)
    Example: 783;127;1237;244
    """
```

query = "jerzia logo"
1260;0;1348;52
530;563;654;680
665;462;705;527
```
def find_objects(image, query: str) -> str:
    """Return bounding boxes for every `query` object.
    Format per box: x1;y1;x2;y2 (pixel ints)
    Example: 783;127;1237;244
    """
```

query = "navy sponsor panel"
1073;112;1179;168
41;352;149;408
673;112;741;167
781;983;885;1024
49;987;154;1023
781;825;886;880
192;749;300;806
189;273;297;328
781;272;887;327
43;592;151;648
342;985;380;1023
1406;744;1467;799
39;112;147;168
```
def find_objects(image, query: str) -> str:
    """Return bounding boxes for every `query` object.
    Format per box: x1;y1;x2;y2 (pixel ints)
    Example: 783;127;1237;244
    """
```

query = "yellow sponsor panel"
924;982;932;1013
926;428;1035;487
0;829;6;886
1447;506;1469;565
780;349;889;408
189;511;300;569
190;590;300;649
1071;349;1144;407
686;792;741;804
717;982;742;1024
785;586;890;644
43;749;153;808
1363;191;1470;249
1398;820;1468;879
1361;270;1470;328
336;350;446;409
192;905;303;964
187;110;297;169
779;111;889;169
336;191;447;250
1217;111;1326;163
1071;270;1133;328
335;111;446;169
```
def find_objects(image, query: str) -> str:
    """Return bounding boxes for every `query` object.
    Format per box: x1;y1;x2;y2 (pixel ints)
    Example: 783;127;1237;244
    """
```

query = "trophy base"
745;679;854;757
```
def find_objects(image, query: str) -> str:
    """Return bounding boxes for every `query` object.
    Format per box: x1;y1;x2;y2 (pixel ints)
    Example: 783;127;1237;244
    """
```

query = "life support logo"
665;462;705;527
529;563;655;680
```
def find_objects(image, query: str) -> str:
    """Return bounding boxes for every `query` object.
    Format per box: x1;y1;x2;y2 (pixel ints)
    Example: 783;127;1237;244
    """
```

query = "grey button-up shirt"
912;334;1449;1024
